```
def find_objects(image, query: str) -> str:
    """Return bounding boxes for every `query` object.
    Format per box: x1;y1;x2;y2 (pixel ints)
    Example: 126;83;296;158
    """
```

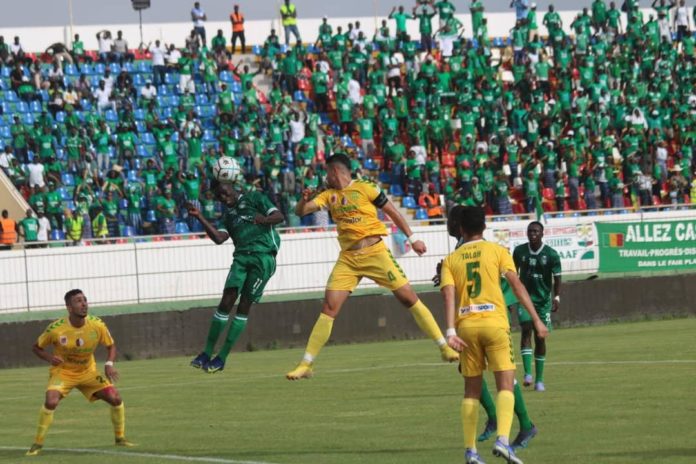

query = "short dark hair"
528;221;544;232
64;289;84;305
447;205;464;237
458;207;486;236
326;153;352;172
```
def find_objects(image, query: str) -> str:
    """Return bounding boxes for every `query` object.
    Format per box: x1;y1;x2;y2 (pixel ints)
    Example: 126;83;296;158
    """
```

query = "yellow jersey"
440;239;516;328
314;180;388;250
37;315;115;378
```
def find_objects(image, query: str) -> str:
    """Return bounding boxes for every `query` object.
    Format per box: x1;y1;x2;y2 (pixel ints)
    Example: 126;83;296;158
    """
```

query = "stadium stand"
0;0;694;246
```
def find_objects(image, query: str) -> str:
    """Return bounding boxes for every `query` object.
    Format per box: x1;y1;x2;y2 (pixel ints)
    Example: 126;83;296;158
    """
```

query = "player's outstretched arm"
186;202;230;244
295;188;320;217
381;201;427;255
505;271;549;339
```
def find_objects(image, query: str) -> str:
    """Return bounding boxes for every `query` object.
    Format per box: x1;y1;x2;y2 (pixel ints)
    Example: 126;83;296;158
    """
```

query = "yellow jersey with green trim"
37;316;115;377
314;180;388;250
440;239;516;328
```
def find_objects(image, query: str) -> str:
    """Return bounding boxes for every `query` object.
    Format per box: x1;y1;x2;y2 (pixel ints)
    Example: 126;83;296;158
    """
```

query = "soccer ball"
213;156;241;183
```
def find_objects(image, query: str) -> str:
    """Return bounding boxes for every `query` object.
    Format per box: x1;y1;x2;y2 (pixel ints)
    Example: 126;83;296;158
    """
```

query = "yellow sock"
408;300;446;345
110;403;126;439
34;406;54;445
461;398;479;450
302;313;334;364
495;390;515;442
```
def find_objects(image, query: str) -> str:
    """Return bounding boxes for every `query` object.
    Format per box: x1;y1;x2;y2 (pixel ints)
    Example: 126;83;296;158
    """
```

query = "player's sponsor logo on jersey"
541;256;548;265
89;331;99;340
76;338;85;347
59;336;68;346
330;194;337;204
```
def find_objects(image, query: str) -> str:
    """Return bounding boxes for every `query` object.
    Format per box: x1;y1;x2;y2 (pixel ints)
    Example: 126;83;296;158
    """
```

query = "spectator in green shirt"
389;6;413;41
413;3;436;52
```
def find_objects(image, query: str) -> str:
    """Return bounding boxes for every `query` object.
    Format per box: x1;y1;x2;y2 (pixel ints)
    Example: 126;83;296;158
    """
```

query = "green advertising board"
596;220;696;272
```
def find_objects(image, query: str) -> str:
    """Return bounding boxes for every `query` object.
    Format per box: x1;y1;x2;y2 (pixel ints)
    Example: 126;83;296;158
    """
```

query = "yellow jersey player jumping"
440;207;548;464
26;289;133;456
286;153;459;380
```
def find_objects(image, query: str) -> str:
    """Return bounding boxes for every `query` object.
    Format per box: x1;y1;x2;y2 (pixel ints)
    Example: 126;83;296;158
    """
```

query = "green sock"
513;381;533;430
535;356;545;383
203;311;230;356
479;378;497;421
217;315;249;360
521;348;533;377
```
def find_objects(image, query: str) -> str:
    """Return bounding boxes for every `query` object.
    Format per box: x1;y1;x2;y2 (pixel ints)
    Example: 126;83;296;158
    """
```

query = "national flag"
605;232;624;247
534;195;545;223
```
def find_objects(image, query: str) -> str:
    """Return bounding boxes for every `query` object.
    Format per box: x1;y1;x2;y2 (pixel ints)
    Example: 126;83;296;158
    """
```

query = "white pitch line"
1;359;694;403
0;446;279;464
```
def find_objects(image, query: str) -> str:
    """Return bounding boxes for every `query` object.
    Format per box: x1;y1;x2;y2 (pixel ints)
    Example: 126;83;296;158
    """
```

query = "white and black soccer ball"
213;156;241;183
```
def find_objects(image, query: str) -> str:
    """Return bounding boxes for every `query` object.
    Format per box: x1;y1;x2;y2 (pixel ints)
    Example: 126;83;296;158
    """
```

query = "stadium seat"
61;172;75;186
389;184;404;197
145;210;157;222
50;229;65;241
414;208;428;220
364;158;379;171
175;222;190;234
402;196;417;209
122;225;136;237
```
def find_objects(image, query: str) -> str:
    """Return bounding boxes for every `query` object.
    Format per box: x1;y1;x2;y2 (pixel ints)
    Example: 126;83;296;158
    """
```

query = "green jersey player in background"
513;221;562;392
188;182;284;373
434;206;538;451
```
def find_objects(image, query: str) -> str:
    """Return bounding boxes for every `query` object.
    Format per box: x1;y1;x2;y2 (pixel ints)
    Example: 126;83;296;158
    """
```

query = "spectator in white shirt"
166;45;182;70
674;0;691;41
10;36;24;62
37;212;51;244
96;30;114;63
0;147;15;171
191;2;208;45
149;40;167;86
140;80;157;101
27;159;46;191
102;68;114;92
349;21;363;41
288;111;305;155
93;80;116;113
348;74;362;105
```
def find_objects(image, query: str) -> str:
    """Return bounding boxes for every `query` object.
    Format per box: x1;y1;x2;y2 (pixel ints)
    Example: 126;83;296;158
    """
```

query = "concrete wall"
3;273;695;369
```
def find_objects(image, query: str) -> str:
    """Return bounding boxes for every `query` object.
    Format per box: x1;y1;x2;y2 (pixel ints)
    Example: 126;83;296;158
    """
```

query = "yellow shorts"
457;323;515;377
327;240;409;292
47;369;112;402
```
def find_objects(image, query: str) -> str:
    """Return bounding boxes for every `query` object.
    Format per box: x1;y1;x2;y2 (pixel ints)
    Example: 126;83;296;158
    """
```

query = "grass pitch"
1;318;695;464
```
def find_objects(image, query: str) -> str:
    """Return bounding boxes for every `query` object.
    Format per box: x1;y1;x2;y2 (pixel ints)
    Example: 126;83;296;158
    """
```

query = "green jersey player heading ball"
513;221;562;392
188;182;284;373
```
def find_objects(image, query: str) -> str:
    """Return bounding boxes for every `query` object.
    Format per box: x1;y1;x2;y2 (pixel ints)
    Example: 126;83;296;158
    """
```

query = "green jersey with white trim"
220;191;281;256
512;243;561;305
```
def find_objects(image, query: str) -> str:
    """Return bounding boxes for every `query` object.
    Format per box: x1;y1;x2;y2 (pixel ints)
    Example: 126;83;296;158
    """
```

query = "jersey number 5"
466;262;481;298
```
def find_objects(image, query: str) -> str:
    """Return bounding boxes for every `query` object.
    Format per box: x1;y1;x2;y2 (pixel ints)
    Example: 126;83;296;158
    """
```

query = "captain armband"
372;191;388;208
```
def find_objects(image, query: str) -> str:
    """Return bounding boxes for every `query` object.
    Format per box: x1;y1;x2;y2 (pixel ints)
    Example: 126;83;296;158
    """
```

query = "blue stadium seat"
415;208;428;220
122;225;136;237
30;100;43;113
140;132;155;145
4;91;18;102
15;101;29;113
64;64;79;76
219;71;233;83
109;63;122;75
364;158;379;171
293;90;306;102
21;114;35;125
51;229;65;241
133;74;145;86
136;61;152;73
135;121;146;133
0;126;11;138
94;63;106;74
145;210;157;222
56;148;66;160
55;111;66;123
252;45;262;55
61;172;75;186
105;110;118;122
123;62;135;73
195;94;209;105
402;196;417;209
63;200;76;211
164;73;179;85
378;171;391;184
175;222;190;234
230;81;242;93
389;184;404;197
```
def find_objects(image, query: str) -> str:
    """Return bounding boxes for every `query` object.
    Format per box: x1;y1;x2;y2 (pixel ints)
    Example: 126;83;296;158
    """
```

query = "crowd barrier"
2;205;695;313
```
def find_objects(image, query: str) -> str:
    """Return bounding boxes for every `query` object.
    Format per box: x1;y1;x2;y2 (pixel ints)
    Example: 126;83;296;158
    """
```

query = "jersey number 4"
466;262;481;298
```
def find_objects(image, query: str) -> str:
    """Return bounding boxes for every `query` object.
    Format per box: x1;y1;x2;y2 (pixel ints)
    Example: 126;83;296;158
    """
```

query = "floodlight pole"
139;9;144;49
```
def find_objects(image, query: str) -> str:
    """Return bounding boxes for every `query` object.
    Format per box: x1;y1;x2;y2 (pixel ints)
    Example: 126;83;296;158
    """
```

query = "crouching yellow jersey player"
26;289;134;456
440;207;548;464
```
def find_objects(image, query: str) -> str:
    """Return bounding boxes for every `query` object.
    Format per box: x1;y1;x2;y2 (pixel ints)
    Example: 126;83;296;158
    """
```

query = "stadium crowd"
0;0;695;247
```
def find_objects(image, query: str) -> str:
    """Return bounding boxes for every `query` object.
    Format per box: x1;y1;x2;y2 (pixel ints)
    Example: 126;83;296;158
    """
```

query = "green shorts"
517;301;552;329
224;252;276;303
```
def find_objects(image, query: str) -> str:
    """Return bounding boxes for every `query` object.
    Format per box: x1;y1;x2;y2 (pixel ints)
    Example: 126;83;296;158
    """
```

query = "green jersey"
512;243;561;306
220;191;281;256
20;217;39;241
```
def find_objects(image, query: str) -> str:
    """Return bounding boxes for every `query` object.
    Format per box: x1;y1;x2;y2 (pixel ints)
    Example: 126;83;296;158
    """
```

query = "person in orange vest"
419;183;444;224
230;4;246;54
0;209;18;250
